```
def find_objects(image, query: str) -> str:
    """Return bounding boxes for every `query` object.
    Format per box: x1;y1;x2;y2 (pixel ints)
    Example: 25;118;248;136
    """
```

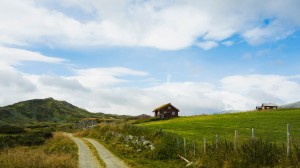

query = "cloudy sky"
1;0;300;116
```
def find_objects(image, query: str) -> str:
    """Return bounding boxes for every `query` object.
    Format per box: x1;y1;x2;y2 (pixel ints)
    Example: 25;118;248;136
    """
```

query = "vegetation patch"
0;130;53;149
0;124;25;134
0;132;78;168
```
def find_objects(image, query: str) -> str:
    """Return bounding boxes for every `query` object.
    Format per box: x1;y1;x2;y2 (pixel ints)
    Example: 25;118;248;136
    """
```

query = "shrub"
0;124;25;134
0;130;53;149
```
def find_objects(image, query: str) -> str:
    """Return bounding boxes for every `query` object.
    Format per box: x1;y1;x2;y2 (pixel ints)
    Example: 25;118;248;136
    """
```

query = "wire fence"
168;123;300;161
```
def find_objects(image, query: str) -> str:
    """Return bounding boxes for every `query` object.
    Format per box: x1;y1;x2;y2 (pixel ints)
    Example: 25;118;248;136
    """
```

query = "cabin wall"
154;106;178;119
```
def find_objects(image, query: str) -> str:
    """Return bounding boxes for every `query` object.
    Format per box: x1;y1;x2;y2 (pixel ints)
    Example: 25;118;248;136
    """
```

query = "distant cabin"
153;103;179;119
256;103;278;110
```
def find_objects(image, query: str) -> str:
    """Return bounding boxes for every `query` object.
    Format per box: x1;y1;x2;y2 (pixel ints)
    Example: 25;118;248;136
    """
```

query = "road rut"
67;134;101;168
85;138;129;168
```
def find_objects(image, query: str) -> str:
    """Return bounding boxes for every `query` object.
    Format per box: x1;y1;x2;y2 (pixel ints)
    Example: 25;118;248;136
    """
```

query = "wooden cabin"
153;103;179;119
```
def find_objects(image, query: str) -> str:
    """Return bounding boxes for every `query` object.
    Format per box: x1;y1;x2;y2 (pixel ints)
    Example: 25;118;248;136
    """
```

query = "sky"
1;0;300;116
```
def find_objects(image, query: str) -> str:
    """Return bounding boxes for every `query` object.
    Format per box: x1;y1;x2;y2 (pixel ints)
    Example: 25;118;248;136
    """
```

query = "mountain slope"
280;101;300;108
0;98;104;124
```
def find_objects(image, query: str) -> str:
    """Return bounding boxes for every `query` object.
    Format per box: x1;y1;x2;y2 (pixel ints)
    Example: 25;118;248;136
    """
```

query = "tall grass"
196;139;300;167
0;132;78;168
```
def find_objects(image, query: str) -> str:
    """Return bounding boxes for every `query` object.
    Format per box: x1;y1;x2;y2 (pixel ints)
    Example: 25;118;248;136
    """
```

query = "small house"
153;103;179;119
256;103;278;110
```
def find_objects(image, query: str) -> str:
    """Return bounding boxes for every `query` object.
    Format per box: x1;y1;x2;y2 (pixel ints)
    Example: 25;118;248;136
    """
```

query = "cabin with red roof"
153;103;179;119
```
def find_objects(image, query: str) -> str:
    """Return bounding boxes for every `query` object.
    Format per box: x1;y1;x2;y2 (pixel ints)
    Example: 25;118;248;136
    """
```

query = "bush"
0;124;25;134
0;130;53;149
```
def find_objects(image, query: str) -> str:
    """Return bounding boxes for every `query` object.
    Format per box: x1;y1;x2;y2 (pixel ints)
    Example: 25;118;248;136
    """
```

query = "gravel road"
85;138;129;168
67;134;101;168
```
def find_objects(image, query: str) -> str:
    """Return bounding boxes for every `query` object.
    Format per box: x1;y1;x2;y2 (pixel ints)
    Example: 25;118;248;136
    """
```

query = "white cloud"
72;67;148;88
0;46;65;66
222;41;234;46
1;52;300;116
0;0;299;50
196;41;219;50
242;20;295;45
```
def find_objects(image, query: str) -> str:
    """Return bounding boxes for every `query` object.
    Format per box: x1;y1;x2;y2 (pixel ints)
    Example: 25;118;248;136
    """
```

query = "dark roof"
153;103;179;112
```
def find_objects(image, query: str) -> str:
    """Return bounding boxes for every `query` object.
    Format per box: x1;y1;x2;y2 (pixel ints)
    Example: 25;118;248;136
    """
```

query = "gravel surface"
67;134;101;168
85;138;129;168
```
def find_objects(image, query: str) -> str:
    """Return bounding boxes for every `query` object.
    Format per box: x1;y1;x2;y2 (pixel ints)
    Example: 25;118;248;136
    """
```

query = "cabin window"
172;112;175;115
164;111;167;114
168;106;171;109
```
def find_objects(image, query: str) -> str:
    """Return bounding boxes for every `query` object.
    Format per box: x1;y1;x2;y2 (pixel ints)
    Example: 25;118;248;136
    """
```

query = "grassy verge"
82;138;106;168
0;132;78;168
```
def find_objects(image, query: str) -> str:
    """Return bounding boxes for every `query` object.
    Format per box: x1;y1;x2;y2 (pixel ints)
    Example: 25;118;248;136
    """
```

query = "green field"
138;108;300;144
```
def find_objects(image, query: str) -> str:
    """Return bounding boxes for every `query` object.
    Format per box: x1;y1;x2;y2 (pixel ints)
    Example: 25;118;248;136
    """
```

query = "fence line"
172;124;298;161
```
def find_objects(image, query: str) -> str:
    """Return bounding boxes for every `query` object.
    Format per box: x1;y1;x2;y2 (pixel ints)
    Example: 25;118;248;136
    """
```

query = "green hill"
138;108;300;144
0;97;125;124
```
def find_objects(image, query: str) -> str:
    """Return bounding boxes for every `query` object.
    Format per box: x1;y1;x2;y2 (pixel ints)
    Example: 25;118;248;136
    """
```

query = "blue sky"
1;0;300;116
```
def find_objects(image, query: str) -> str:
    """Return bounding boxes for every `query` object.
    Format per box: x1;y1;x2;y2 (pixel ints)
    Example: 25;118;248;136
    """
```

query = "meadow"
138;108;300;144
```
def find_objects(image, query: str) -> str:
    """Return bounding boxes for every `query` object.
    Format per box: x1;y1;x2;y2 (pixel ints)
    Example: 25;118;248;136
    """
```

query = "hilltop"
0;98;129;124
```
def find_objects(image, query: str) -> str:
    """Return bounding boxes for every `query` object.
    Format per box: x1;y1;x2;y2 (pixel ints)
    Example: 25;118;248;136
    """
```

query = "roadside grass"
138;108;300;144
82;138;106;168
77;124;187;168
98;142;186;168
0;132;78;168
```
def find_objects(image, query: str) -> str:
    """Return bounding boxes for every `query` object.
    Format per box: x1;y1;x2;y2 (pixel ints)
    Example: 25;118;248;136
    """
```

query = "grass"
138;108;300;144
0;132;78;168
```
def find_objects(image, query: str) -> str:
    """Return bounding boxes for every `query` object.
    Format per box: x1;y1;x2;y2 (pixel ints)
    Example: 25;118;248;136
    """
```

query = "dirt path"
85;138;129;168
66;134;101;168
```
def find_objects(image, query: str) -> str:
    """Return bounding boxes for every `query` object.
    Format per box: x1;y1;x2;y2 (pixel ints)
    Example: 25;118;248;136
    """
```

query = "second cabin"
153;103;179;119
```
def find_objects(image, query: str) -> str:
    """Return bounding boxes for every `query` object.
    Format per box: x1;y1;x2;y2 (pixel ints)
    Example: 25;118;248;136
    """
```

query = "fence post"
287;124;290;158
203;137;206;154
184;137;187;158
177;137;180;149
252;128;255;140
193;140;196;157
234;130;238;152
216;134;219;149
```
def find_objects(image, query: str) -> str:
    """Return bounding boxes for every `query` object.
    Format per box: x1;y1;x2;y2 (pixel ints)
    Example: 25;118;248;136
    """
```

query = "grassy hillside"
138;108;300;144
0;97;129;125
